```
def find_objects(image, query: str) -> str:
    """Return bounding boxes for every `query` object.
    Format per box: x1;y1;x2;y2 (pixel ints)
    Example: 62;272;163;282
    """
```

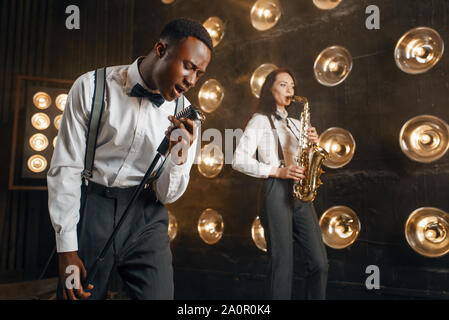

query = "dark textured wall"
132;0;449;299
0;0;134;282
1;0;449;299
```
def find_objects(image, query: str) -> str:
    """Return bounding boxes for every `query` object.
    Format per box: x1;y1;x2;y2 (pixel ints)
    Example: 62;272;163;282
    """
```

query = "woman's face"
271;72;295;107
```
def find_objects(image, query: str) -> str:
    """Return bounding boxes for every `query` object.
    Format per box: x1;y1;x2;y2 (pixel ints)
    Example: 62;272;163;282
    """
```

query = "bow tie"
129;83;165;107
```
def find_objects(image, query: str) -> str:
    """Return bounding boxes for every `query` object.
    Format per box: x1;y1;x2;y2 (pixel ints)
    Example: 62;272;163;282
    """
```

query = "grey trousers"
57;181;173;300
259;177;329;300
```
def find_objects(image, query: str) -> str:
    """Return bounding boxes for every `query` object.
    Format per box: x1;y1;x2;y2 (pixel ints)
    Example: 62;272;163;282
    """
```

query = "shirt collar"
124;57;160;95
275;108;288;120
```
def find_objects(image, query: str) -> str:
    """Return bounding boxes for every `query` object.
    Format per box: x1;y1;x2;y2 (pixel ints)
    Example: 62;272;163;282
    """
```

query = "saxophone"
291;95;328;202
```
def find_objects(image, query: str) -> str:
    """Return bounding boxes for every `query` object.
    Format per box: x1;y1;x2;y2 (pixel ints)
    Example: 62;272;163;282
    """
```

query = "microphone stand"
84;139;170;288
83;105;204;289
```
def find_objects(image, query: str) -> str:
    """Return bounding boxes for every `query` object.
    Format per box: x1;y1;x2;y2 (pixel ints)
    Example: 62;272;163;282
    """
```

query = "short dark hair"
160;18;214;52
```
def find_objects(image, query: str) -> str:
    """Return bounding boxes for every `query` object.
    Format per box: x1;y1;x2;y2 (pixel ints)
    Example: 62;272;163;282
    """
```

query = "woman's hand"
307;127;319;144
272;165;305;181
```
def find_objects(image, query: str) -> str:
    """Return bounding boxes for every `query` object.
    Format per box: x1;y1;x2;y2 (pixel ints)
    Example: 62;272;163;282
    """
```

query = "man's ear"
155;41;168;58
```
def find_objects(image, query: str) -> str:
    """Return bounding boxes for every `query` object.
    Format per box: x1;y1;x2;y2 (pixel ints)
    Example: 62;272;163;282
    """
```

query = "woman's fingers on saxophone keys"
307;127;319;143
291;166;305;180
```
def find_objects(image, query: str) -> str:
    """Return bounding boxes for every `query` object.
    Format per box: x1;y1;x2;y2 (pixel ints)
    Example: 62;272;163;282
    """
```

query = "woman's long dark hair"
256;68;297;116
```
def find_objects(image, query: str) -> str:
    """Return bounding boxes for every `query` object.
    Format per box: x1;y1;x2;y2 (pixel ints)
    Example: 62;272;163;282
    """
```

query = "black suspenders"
267;114;286;167
82;67;184;185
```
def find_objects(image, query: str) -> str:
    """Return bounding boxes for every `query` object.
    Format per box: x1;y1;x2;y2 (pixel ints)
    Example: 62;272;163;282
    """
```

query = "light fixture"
31;113;51;130
395;27;444;74
251;216;267;252
399;115;449;163
314;45;353;86
313;0;342;10
197;144;224;178
29;133;49;152
54;114;62;130
203;17;225;47
198;79;224;113
168;211;178;241
250;0;281;31
161;0;175;4
9;75;72;189
318;127;356;168
55;94;68;111
33;92;51;109
319;206;360;249
53;136;57;148
197;208;224;245
250;63;278;98
27;155;48;173
405;207;449;257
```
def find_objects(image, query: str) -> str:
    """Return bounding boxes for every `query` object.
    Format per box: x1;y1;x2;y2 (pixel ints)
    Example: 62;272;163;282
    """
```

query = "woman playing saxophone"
232;68;328;300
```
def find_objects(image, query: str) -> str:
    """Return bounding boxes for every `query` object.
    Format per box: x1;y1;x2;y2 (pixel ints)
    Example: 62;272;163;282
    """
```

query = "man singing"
47;18;213;300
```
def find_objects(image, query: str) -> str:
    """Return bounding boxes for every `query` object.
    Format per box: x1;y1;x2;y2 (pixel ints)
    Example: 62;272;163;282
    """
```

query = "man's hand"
272;165;306;181
165;116;196;165
307;127;319;144
58;251;93;300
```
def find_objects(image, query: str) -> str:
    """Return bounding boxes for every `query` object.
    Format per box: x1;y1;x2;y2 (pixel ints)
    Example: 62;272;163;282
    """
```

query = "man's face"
153;36;211;101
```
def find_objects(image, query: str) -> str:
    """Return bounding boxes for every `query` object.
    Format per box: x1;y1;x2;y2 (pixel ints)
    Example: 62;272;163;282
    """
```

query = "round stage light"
197;208;224;245
198;79;224;113
250;63;278;98
55;94;68;111
251;216;267;252
54;114;62;130
168;211;178;241
250;0;281;31
33;92;51;110
197;144;224;178
29;133;49;152
31;113;51;130
27;155;47;173
313;0;342;10
203;16;226;47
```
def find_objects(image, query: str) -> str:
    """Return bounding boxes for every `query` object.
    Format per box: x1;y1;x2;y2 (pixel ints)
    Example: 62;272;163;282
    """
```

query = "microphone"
157;104;205;157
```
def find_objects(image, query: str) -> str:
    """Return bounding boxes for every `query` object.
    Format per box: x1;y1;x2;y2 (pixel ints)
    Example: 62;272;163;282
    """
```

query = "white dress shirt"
232;109;302;178
47;58;199;253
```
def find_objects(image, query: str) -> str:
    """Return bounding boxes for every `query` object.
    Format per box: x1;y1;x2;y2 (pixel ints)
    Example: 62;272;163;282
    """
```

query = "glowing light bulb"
203;16;226;47
31;113;51;130
53;114;62;130
250;0;281;31
55;94;68;111
29;133;49;151
250;63;278;98
168;211;178;241
33;92;51;109
197;144;224;178
198;79;224;113
197;208;224;245
251;216;267;252
27;155;47;173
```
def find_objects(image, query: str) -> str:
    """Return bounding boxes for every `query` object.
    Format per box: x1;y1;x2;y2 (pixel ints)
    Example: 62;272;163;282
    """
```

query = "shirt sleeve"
47;71;93;253
154;98;199;204
232;114;278;178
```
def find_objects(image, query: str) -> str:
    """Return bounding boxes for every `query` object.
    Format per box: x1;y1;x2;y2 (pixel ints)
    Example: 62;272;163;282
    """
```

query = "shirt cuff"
268;166;278;177
55;231;78;253
259;164;276;178
165;154;191;174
